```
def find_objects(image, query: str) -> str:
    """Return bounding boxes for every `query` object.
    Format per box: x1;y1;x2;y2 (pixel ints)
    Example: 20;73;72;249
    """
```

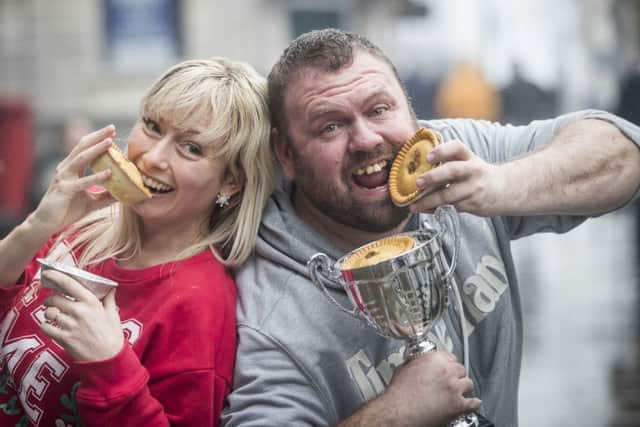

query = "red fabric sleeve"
0;237;57;317
74;343;222;427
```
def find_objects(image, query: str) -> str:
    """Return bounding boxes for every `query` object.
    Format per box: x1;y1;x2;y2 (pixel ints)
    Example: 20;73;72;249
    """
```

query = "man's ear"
271;127;296;180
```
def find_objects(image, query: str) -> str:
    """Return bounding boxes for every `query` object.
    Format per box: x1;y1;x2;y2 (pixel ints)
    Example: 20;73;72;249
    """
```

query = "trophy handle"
434;204;460;279
307;253;360;318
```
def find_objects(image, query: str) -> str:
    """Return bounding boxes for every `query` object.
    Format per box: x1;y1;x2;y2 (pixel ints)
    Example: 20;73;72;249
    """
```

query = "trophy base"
451;412;494;427
404;339;437;359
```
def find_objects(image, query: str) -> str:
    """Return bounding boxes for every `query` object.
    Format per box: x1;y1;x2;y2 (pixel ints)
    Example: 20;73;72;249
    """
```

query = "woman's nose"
141;138;170;170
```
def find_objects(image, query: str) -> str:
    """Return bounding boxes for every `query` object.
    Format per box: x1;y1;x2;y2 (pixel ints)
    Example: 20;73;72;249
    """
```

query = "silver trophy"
308;205;488;427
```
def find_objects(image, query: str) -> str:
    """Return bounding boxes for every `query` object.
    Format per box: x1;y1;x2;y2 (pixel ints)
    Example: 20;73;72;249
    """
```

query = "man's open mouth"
352;159;390;189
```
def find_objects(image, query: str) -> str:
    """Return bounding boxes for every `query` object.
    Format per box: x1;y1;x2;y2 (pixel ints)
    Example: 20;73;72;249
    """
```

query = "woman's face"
126;114;237;237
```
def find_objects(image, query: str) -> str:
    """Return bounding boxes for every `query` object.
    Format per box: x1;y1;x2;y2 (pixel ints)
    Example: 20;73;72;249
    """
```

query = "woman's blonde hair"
58;57;274;268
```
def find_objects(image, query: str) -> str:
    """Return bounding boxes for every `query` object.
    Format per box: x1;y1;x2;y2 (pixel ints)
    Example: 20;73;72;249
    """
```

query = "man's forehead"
292;51;393;82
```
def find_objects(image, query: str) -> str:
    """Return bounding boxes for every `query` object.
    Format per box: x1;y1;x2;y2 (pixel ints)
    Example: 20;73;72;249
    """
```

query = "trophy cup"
308;205;492;427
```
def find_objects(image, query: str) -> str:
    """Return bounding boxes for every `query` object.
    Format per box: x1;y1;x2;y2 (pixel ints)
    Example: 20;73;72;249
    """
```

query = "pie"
90;144;152;206
388;128;440;206
340;235;416;270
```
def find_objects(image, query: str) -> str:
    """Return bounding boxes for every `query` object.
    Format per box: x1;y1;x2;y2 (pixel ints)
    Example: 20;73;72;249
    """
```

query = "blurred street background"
2;1;640;425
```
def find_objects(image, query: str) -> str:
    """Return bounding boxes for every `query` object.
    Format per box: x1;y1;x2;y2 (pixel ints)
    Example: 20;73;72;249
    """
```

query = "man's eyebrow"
307;90;394;120
362;89;394;105
308;108;340;123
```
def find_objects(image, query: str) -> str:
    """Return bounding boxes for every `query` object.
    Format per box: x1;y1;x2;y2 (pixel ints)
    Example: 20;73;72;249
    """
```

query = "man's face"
278;51;418;233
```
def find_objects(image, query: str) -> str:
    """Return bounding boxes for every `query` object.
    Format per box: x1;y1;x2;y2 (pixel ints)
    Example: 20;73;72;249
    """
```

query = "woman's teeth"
141;175;173;193
354;160;388;176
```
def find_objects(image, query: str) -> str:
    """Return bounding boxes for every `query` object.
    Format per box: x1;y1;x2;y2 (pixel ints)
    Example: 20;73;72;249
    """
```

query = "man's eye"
370;106;388;116
142;117;161;134
322;123;339;134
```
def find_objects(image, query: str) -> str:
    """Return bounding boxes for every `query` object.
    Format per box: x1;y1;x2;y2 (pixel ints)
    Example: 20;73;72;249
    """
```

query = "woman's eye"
182;142;203;157
142;117;161;134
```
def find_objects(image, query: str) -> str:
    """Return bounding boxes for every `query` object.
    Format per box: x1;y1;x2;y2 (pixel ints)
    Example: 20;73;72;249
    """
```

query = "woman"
0;57;273;426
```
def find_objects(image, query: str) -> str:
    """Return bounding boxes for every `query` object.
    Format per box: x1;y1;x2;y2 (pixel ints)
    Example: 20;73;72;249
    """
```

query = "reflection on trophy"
308;205;492;427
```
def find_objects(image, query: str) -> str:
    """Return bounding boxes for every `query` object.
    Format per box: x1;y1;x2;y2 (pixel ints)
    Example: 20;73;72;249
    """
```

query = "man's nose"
348;118;384;152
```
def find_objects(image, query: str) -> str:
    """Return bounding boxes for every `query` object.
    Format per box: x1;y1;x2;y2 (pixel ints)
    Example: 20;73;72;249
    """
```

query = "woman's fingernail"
87;185;107;194
427;152;435;162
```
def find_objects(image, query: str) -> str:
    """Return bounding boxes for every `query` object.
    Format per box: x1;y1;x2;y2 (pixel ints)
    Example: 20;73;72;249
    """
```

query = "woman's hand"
30;125;117;234
40;269;124;361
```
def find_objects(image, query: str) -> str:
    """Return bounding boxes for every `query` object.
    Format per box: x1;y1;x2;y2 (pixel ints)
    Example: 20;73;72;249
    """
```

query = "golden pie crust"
340;235;416;271
388;128;440;206
90;144;152;206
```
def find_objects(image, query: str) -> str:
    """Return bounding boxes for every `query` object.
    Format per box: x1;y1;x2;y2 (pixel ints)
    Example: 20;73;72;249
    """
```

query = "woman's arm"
0;214;55;286
0;125;115;285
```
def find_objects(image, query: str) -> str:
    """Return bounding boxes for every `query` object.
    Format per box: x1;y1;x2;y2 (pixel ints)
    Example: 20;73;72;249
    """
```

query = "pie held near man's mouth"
388;128;441;206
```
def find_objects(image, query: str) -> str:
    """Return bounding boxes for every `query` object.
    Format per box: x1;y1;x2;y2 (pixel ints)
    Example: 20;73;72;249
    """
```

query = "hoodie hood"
254;177;346;288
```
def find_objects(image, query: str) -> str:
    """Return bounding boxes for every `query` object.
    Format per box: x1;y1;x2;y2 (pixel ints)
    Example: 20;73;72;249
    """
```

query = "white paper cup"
37;258;118;299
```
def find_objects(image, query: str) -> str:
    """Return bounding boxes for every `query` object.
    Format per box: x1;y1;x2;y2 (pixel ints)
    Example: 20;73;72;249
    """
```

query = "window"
290;10;341;38
105;0;181;71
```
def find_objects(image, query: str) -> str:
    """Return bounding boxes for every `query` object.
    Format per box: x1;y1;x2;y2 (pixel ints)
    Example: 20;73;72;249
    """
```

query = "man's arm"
413;116;640;217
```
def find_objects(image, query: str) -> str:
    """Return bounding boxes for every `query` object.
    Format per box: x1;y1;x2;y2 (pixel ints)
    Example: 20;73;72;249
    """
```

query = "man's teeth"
141;175;172;192
354;160;388;176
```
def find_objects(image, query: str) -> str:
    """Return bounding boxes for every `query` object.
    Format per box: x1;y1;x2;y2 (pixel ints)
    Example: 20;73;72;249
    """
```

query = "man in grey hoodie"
222;29;640;427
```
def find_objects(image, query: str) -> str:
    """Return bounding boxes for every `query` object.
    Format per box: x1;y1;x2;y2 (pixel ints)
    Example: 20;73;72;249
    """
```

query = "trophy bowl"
308;205;459;359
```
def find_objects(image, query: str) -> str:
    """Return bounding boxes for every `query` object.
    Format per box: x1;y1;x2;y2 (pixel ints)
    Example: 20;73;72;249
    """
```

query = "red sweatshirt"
0;240;237;426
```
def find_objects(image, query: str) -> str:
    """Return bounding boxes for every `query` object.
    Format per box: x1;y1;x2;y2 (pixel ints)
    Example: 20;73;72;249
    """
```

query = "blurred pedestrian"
500;63;557;125
435;62;501;121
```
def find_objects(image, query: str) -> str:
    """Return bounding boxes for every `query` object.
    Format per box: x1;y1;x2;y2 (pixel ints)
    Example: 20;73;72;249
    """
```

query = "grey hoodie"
222;111;640;427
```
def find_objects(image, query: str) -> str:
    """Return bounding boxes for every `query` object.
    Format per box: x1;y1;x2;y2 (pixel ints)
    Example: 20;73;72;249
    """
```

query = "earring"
216;193;230;208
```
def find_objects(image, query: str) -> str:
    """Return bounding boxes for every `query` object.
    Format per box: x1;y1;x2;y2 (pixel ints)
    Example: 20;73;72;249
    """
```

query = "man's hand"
339;351;481;427
409;140;504;216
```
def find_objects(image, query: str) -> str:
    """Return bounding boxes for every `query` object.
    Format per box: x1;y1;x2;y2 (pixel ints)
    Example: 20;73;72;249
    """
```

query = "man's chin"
347;208;410;234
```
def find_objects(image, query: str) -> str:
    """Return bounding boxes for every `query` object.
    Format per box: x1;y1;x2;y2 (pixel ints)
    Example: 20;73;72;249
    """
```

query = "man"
222;29;640;427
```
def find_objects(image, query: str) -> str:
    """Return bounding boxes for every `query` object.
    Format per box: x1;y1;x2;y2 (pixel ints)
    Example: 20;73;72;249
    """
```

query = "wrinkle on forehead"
289;68;397;118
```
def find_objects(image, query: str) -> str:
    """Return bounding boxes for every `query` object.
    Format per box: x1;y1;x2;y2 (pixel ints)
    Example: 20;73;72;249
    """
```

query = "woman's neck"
118;221;203;269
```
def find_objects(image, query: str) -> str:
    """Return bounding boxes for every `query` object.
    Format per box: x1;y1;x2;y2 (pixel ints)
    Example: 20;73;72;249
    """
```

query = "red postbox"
0;99;34;220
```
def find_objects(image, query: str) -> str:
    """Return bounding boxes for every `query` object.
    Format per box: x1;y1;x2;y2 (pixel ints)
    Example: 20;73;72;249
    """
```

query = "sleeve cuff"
73;343;149;405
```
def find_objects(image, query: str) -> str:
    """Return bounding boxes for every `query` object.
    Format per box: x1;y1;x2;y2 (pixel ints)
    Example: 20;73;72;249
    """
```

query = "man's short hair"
268;28;406;136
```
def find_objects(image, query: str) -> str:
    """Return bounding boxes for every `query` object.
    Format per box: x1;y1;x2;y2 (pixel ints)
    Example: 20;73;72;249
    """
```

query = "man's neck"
292;191;410;253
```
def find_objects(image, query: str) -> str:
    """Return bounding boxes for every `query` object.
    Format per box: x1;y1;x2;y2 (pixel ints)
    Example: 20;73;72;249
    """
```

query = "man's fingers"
464;397;482;412
428;139;472;163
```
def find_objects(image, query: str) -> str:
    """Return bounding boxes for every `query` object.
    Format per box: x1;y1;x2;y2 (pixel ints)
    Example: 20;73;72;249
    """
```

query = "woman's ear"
220;172;243;199
272;127;295;180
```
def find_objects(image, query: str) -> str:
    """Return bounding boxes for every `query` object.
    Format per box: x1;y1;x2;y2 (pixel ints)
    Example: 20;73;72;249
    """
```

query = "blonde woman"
0;57;273;426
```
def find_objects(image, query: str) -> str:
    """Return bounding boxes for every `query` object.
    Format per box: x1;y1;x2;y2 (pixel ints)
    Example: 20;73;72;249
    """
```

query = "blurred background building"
2;0;640;425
